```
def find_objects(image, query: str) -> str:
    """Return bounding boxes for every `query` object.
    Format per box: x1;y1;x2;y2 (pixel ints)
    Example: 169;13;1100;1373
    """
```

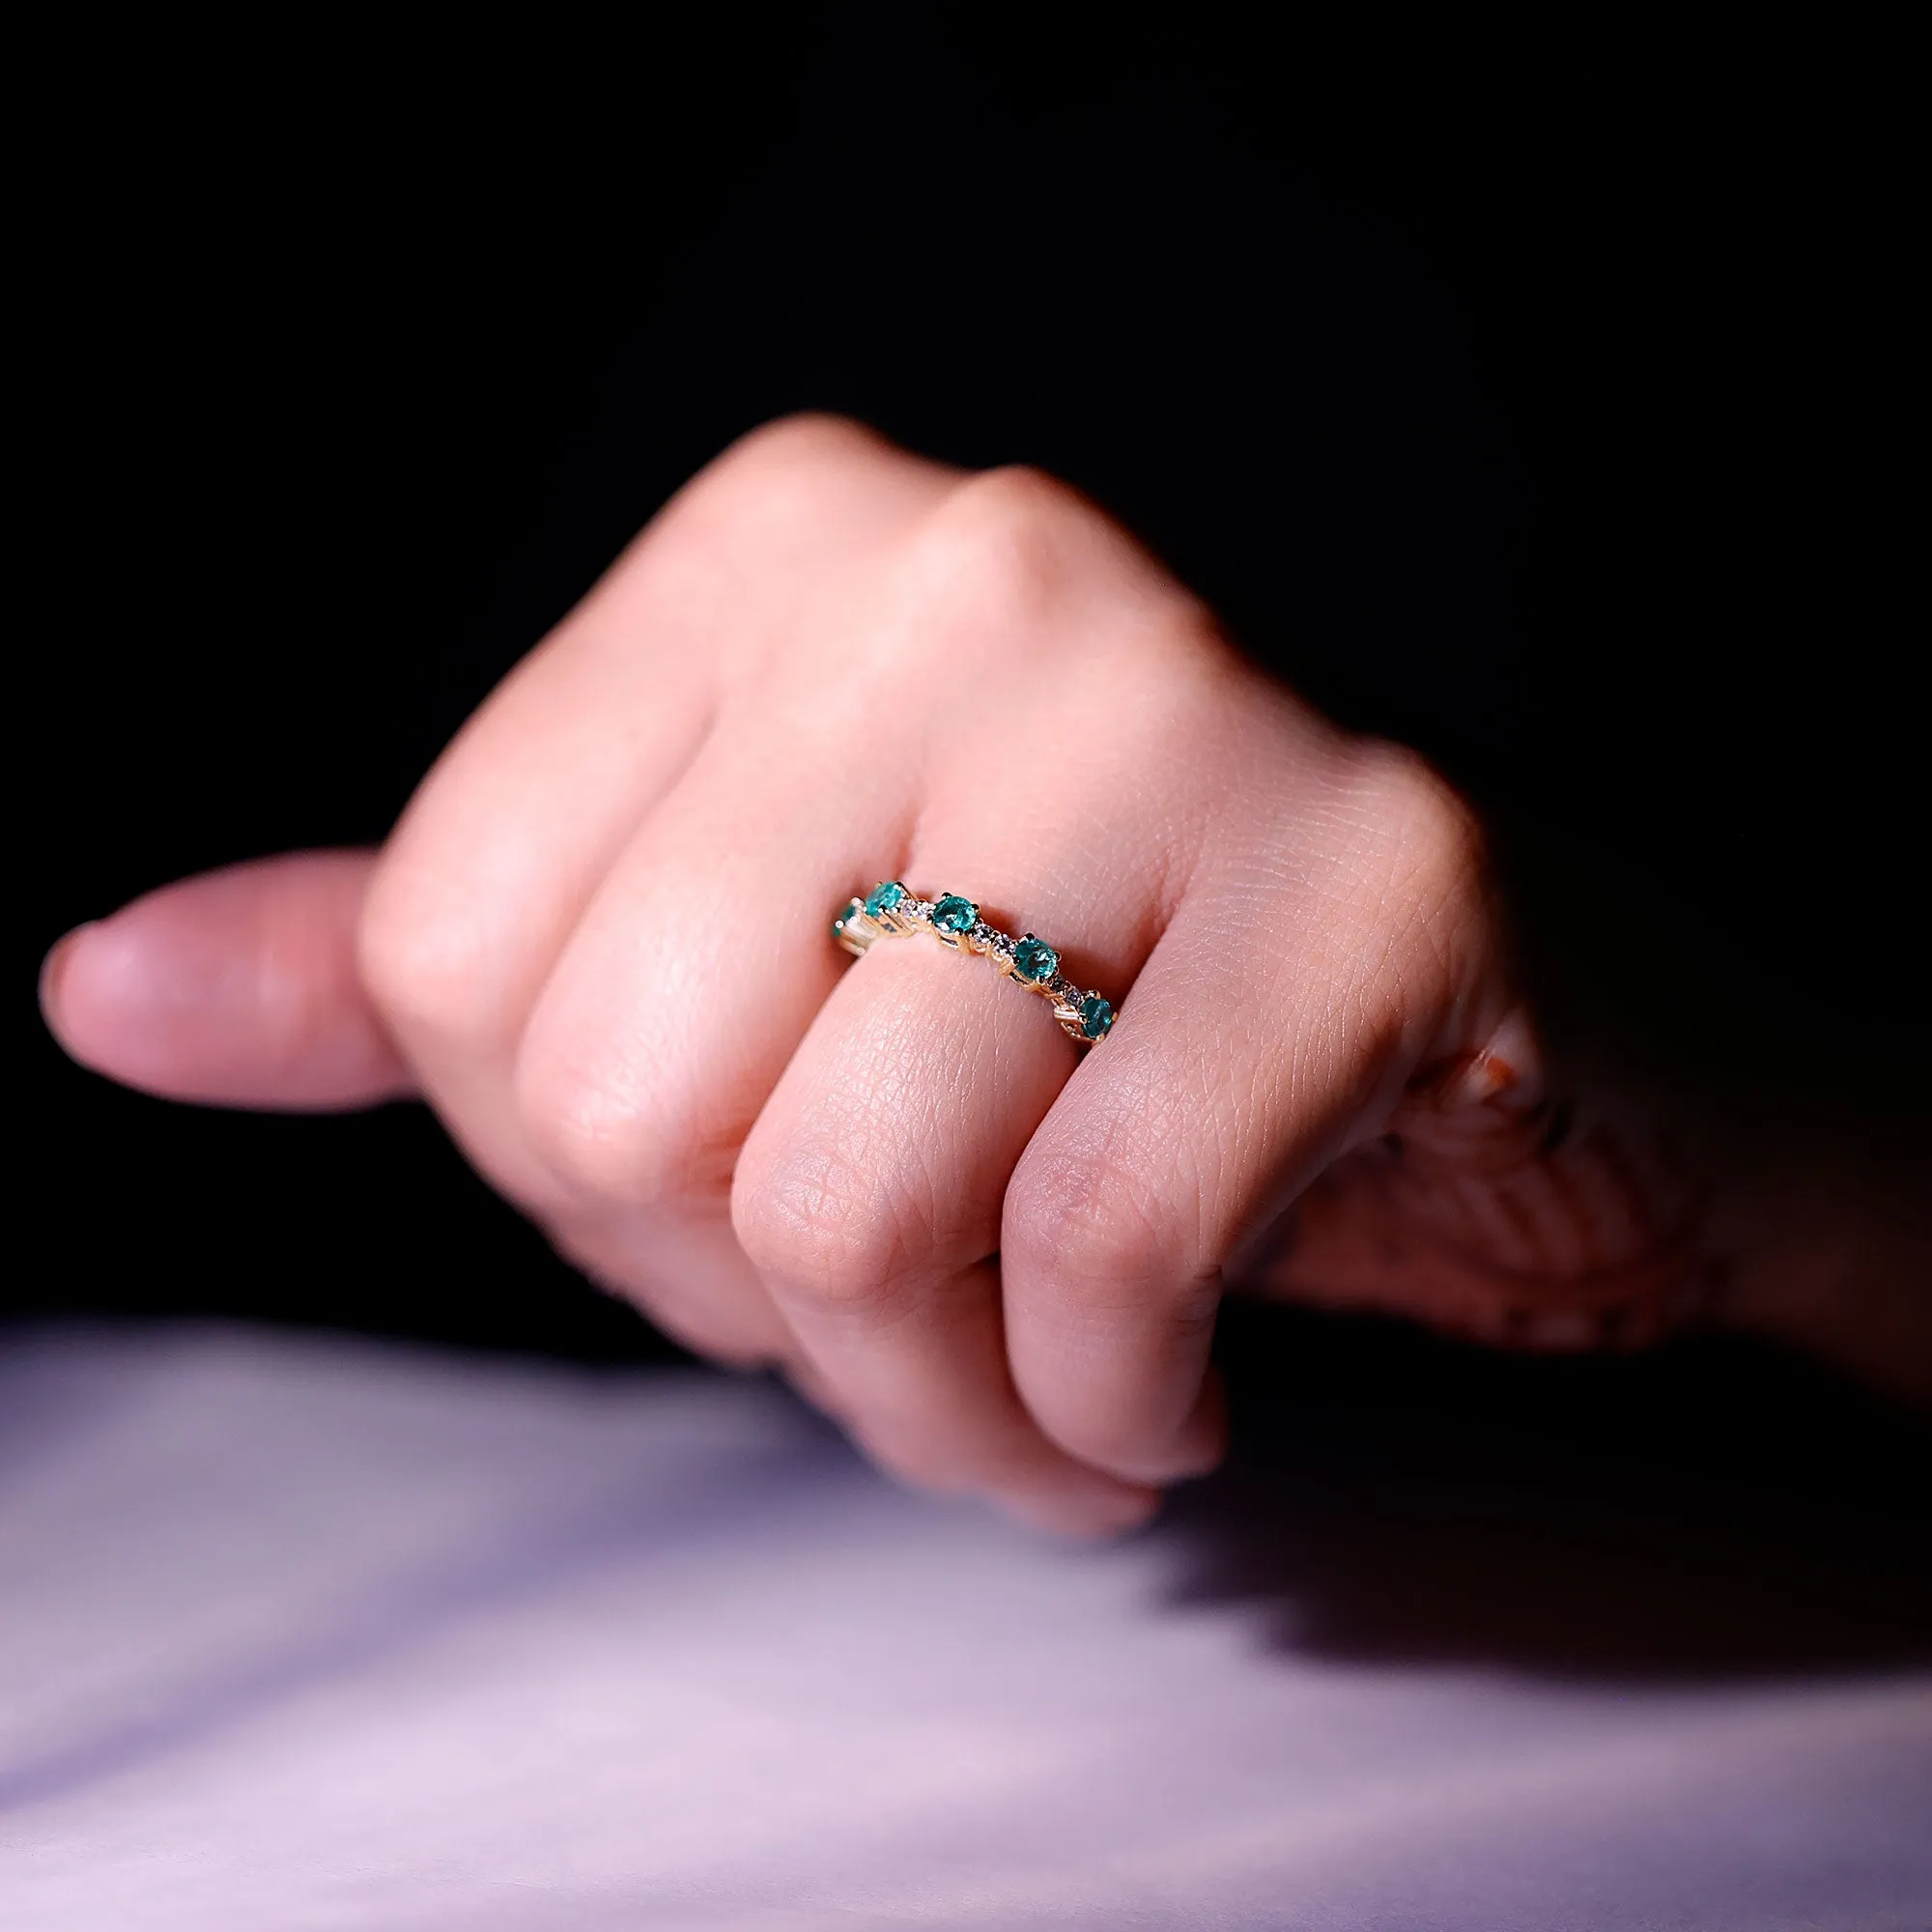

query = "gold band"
833;883;1116;1045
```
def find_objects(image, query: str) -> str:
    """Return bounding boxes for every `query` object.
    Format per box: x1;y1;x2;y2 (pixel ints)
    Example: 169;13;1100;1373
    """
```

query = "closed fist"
44;416;1737;1530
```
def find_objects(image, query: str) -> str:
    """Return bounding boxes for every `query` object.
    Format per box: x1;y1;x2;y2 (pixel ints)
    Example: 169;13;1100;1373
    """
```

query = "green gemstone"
1079;995;1115;1039
1012;934;1059;982
932;894;978;933
865;880;906;918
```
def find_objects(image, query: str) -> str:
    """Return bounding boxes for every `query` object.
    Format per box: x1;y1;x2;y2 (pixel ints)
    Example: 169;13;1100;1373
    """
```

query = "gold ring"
833;882;1116;1045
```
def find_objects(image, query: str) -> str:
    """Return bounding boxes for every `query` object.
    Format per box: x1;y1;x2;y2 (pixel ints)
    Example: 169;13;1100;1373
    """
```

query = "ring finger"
732;845;1188;1531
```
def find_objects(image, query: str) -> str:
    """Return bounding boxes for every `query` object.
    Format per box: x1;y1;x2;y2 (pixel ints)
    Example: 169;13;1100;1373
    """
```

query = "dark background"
16;8;1927;1558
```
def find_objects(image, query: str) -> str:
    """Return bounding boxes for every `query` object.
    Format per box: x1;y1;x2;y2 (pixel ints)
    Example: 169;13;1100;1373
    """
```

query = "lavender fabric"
1;1323;1926;1929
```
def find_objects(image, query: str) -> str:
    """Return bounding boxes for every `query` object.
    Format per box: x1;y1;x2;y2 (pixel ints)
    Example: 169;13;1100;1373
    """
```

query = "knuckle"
1287;738;1492;1030
1005;1116;1184;1309
357;864;514;1052
714;410;890;480
731;1138;911;1320
682;412;899;534
514;1038;728;1212
901;466;1216;698
905;466;1099;632
1310;742;1488;974
1348;740;1485;895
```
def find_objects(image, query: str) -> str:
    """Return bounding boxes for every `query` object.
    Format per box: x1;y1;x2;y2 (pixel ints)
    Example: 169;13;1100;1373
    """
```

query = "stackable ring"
833;881;1117;1046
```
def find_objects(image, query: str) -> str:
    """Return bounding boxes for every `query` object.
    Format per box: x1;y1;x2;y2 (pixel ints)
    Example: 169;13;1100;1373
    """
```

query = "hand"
42;416;1811;1531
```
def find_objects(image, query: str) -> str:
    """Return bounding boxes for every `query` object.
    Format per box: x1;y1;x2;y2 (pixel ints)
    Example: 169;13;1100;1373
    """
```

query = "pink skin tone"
39;417;1926;1533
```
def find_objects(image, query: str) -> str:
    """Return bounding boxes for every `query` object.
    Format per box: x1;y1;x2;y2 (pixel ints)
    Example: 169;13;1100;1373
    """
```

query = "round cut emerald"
864;880;906;918
932;894;978;933
1079;995;1115;1039
1012;934;1059;982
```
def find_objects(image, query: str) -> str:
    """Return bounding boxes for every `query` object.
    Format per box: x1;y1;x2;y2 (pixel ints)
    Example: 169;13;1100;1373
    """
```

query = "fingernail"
38;923;98;1030
1457;1009;1547;1110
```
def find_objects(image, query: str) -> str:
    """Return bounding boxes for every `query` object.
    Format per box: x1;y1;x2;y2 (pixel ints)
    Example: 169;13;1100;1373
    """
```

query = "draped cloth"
2;1323;1926;1929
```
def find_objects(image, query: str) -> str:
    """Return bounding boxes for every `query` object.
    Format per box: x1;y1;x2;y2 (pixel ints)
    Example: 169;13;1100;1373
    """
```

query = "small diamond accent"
837;883;1112;1046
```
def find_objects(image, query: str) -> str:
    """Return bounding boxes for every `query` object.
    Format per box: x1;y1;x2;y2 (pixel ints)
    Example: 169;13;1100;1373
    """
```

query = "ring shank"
834;886;1115;1045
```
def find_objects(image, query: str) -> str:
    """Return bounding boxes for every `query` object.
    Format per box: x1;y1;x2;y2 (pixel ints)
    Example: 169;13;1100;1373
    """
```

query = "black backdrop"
18;10;1923;1407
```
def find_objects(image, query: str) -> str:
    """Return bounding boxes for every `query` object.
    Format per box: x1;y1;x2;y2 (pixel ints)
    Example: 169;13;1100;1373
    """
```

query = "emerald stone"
932;894;978;933
1012;934;1059;982
865;880;906;918
1079;995;1115;1039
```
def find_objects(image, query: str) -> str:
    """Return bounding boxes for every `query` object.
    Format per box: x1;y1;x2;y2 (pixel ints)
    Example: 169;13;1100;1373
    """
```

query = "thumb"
41;849;415;1110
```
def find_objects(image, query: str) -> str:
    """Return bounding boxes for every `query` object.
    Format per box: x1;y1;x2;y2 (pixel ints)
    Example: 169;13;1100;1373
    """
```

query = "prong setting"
834;884;1117;1045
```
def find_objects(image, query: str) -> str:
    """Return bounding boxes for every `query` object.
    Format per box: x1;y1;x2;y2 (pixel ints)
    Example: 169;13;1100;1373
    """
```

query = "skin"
40;417;1929;1532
